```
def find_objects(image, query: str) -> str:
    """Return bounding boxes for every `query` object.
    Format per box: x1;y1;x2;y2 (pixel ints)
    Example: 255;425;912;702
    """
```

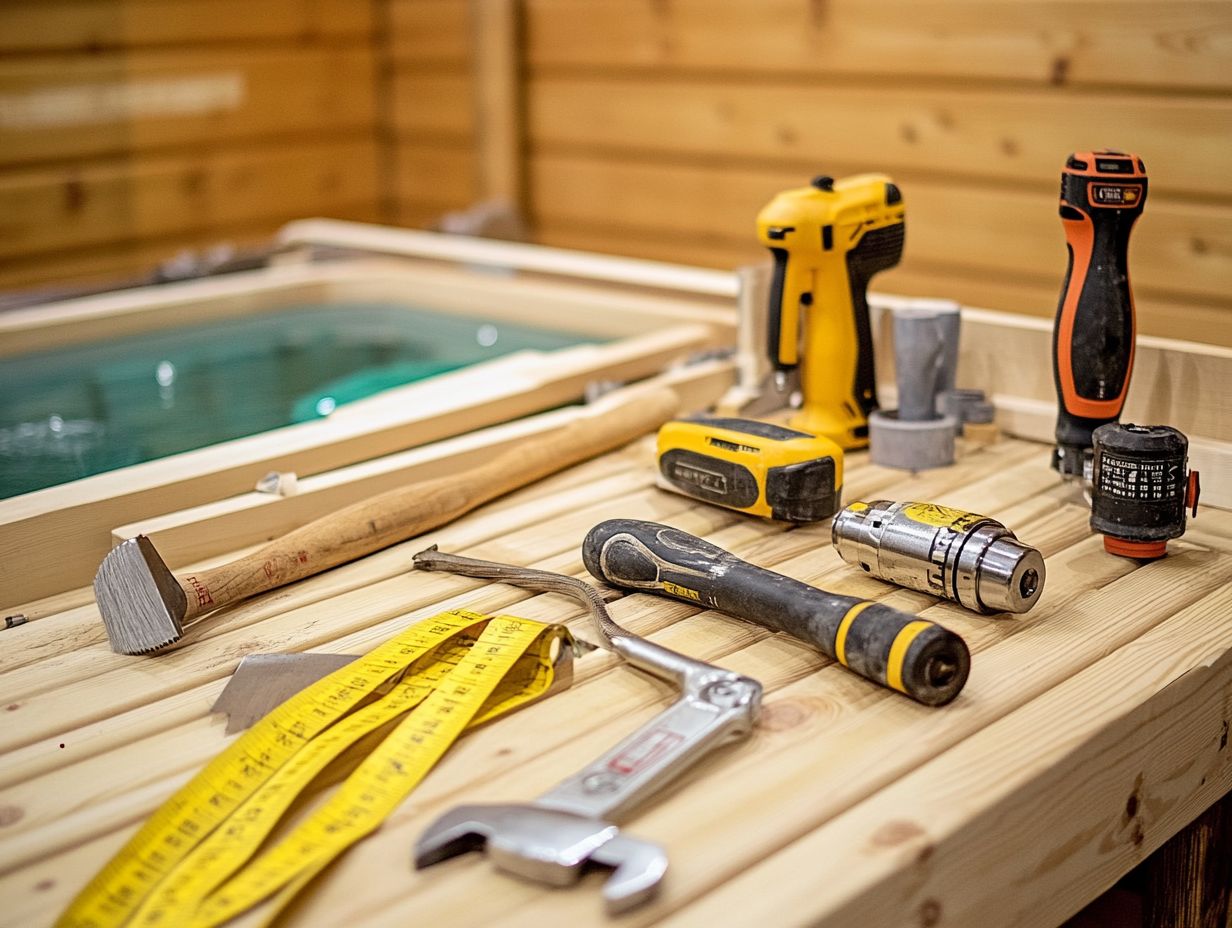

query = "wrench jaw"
413;805;668;914
590;833;670;915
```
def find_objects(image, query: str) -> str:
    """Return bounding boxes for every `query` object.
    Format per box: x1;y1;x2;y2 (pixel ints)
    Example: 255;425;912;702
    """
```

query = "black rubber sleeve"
581;519;968;706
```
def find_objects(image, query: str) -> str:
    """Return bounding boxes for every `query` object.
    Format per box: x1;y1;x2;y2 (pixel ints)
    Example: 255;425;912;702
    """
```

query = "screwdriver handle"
1052;151;1147;476
581;519;969;706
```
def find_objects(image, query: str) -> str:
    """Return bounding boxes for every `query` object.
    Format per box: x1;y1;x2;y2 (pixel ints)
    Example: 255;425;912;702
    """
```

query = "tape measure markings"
193;616;559;927
130;651;462;924
58;611;566;928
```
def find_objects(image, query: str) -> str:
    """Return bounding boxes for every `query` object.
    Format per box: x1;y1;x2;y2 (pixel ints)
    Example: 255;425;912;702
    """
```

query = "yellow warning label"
901;502;986;531
663;580;702;602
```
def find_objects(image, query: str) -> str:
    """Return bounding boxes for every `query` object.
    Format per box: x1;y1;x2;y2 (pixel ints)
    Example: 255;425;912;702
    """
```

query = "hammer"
94;387;679;655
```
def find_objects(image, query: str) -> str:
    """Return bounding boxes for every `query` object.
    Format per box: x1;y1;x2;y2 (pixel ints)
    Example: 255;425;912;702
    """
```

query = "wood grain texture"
527;154;1232;306
0;0;373;53
0;139;380;260
394;142;477;212
2;435;1228;927
1142;791;1232;928
527;77;1231;200
525;0;1232;91
389;0;471;65
0;46;377;167
533;222;1232;348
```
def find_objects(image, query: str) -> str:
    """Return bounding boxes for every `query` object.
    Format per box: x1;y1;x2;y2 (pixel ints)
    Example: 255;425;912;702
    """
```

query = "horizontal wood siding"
387;0;478;227
0;2;380;290
522;0;1232;344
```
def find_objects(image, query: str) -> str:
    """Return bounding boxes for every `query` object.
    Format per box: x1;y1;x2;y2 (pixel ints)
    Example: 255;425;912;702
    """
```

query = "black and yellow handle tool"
656;416;844;522
757;174;905;450
582;519;969;706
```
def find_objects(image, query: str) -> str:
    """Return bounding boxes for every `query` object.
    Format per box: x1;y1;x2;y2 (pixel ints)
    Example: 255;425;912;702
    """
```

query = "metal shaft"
832;500;1046;614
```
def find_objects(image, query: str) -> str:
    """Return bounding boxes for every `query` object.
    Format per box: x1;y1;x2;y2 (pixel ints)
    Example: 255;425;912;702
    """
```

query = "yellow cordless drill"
757;174;906;449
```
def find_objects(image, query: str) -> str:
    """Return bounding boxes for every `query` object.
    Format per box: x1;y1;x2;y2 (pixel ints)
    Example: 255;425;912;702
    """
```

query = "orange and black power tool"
757;174;905;450
1051;150;1147;480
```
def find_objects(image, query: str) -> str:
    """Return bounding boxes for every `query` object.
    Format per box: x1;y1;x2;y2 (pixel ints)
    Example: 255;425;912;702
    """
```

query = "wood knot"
0;806;24;827
35;879;56;892
5;704;19;712
63;178;87;213
900;123;919;144
919;898;943;927
1050;55;1070;85
870;819;926;848
758;699;813;731
776;124;799;146
1125;791;1138;819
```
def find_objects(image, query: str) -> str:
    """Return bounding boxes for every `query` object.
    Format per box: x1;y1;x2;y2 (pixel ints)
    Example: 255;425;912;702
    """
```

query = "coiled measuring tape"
57;610;573;928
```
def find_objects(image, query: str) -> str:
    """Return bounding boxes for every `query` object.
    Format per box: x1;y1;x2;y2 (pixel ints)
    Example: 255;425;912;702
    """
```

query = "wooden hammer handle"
175;387;680;620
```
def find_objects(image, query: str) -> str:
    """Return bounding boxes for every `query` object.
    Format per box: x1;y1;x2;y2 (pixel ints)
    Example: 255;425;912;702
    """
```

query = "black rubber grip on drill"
581;519;969;706
1051;159;1146;470
844;223;903;418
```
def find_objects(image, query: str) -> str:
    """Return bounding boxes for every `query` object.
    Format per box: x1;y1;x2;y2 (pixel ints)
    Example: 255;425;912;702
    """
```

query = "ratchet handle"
582;519;969;706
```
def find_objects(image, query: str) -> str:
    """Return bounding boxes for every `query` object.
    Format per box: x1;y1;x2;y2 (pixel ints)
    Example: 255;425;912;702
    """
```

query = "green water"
0;302;599;499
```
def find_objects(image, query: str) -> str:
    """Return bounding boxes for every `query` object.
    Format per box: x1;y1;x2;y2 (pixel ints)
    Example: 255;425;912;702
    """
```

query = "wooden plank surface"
1;431;1227;928
525;0;1232;92
532;223;1232;349
0;46;377;167
0;0;373;53
527;77;1231;200
527;154;1231;307
0;138;381;260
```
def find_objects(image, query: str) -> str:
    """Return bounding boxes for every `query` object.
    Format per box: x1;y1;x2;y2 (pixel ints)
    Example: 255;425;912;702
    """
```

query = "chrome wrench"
410;547;762;914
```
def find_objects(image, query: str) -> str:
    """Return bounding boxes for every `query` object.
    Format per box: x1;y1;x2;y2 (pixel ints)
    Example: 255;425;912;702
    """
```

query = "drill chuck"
832;501;1045;614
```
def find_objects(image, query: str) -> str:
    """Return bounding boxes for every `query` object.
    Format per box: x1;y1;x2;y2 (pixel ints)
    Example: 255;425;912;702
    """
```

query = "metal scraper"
211;652;356;734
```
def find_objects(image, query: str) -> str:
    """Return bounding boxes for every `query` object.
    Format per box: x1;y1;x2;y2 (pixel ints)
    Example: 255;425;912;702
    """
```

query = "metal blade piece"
211;652;355;734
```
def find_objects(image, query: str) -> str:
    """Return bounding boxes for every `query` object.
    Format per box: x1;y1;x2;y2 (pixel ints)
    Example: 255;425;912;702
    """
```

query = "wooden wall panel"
0;214;388;293
528;155;1229;305
533;222;1232;347
0;140;381;259
519;0;1232;346
0;48;377;167
386;0;477;228
528;78;1229;199
0;3;381;292
0;0;372;53
526;0;1232;92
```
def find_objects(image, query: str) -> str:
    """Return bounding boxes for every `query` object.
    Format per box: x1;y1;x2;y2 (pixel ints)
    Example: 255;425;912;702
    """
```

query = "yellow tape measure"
58;610;572;928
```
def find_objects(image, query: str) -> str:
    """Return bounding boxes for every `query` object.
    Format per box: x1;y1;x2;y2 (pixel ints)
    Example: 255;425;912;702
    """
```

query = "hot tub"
0;223;739;609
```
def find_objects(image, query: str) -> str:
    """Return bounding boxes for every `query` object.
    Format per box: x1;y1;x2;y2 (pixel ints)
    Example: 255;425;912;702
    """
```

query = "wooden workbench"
1;433;1230;927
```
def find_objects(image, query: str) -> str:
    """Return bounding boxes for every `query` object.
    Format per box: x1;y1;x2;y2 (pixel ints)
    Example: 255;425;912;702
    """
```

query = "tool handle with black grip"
1052;151;1147;476
581;519;969;706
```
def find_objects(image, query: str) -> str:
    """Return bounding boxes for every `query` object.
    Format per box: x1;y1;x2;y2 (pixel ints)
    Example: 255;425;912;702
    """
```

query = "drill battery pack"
656;417;843;523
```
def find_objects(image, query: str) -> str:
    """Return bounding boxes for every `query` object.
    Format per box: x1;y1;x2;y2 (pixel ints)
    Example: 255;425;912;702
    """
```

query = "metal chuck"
832;500;1046;614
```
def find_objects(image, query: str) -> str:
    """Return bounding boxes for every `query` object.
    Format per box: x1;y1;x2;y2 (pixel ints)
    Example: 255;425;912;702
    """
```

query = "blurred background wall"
3;0;1229;344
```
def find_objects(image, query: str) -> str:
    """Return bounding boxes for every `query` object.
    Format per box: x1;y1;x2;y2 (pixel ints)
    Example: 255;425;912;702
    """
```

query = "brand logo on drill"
1091;183;1140;207
672;461;727;494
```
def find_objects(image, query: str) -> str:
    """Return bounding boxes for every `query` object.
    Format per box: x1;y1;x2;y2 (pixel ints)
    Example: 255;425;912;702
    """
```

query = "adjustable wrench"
410;547;761;914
